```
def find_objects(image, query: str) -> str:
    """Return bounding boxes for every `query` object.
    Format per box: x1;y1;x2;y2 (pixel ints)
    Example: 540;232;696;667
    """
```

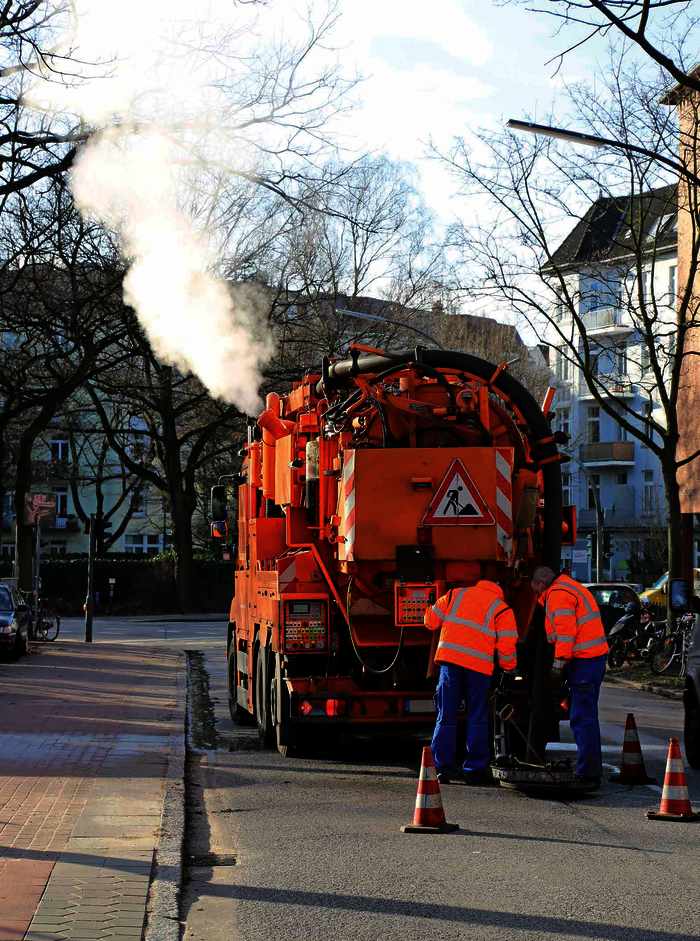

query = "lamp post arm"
335;308;444;349
507;119;700;188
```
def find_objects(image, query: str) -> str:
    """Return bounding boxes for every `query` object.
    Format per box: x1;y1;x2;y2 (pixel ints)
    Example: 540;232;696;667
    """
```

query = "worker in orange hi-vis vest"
530;565;609;789
424;580;517;785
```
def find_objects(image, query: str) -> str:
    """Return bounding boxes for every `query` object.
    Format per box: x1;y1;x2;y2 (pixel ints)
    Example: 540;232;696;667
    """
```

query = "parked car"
0;584;31;658
582;583;643;636
641;570;700;610
685;613;700;769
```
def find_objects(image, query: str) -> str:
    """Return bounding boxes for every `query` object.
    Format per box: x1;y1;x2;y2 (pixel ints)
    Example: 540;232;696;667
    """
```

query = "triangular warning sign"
422;459;494;526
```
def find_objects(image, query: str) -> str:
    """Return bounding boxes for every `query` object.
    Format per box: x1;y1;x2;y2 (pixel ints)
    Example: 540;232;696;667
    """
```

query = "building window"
557;407;570;437
555;351;571;382
50;439;69;462
132;488;147;517
554;287;565;322
643;469;655;509
615;341;627;376
669;265;677;305
587;282;603;311
1;544;15;559
588;473;601;510
587;406;600;444
640;341;650;374
614;405;628;441
51;487;68;517
562;472;572;505
124;534;162;556
617;472;628;485
48;540;67;556
2;490;13;524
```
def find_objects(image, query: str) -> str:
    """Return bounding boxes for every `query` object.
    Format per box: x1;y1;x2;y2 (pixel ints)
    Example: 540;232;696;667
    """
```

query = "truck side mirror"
669;578;691;613
211;485;227;522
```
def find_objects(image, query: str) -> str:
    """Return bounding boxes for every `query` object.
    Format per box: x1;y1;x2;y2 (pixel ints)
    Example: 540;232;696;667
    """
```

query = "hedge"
30;557;234;616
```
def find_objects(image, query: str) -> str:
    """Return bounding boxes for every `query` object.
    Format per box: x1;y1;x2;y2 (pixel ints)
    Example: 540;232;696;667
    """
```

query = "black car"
582;582;644;636
0;584;31;658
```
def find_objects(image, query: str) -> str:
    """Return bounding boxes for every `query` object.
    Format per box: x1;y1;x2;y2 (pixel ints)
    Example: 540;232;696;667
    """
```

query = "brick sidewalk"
0;641;182;941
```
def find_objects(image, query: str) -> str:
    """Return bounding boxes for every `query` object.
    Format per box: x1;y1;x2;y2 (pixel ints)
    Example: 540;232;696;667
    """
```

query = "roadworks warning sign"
422;459;494;526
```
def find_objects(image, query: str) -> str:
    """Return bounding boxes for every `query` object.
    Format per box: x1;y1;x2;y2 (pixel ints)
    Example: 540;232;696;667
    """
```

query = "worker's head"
530;566;556;596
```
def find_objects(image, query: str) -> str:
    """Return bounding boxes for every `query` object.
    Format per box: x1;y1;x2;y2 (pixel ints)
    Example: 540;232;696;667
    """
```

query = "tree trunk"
169;487;196;611
14;442;34;593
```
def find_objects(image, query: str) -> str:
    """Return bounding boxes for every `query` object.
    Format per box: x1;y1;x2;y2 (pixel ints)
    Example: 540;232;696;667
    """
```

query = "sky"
329;0;596;222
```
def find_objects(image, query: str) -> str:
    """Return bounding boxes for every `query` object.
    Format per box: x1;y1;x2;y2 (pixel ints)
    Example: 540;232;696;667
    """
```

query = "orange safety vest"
540;573;609;660
424;580;518;676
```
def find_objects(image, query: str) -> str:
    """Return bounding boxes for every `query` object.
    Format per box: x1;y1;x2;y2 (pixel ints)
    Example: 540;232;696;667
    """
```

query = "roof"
658;64;700;106
543;183;677;272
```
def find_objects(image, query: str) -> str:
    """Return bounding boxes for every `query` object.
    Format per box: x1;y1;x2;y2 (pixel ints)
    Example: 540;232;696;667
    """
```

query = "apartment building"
545;184;679;584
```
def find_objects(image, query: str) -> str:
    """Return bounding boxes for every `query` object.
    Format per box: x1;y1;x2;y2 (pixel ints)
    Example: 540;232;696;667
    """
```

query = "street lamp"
506;118;700;188
336;308;444;349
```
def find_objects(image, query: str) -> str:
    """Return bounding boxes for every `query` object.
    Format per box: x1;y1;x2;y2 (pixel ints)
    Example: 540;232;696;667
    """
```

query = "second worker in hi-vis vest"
530;565;609;789
424;580;517;785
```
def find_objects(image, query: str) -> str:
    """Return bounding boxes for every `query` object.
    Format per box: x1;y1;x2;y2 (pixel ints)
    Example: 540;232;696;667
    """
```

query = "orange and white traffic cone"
401;746;459;834
646;738;700;822
610;713;657;785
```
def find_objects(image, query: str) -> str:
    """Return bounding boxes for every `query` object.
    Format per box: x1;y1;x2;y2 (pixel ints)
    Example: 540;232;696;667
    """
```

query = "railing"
1;514;80;531
579;441;635;464
581;307;629;331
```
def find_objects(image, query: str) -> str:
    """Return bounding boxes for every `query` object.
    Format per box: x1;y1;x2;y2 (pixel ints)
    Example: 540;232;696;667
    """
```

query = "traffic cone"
646;738;700;822
610;713;657;785
401;747;459;834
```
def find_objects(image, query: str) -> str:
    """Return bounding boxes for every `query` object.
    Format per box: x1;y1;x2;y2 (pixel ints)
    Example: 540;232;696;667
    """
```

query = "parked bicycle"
33;598;60;642
650;613;695;676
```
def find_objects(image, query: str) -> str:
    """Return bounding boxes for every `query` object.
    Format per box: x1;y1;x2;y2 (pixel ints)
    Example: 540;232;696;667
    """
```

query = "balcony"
579;441;635;465
581;307;632;335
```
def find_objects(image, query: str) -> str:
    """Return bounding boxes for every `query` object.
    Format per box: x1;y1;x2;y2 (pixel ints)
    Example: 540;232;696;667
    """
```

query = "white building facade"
546;186;680;585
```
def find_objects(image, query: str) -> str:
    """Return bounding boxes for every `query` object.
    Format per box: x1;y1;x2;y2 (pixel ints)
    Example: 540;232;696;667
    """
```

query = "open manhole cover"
187;853;237;867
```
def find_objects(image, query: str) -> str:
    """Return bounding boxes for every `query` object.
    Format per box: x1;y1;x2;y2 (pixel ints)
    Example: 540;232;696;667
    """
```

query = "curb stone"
604;672;684;701
145;651;187;941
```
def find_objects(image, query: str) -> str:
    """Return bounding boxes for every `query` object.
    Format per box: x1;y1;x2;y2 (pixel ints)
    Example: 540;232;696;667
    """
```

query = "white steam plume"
71;129;268;414
26;0;296;413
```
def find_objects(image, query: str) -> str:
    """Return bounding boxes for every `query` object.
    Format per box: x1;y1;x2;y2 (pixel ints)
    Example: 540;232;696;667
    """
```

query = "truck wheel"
227;629;253;726
685;691;700;770
255;645;274;747
271;655;295;757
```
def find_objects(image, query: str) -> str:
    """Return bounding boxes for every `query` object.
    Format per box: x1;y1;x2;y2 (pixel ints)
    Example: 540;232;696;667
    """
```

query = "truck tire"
685;690;700;770
227;629;253;726
271;654;295;757
255;645;274;747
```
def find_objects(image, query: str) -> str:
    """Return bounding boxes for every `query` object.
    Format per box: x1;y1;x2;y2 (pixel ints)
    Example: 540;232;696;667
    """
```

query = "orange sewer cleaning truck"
212;347;576;789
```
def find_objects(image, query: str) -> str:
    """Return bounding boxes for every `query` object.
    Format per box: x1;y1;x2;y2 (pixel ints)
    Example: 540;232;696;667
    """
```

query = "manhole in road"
187;853;237;867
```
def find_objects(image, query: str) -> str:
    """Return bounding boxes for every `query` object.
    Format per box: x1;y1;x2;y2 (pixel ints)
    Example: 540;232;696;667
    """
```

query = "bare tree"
433;47;699;583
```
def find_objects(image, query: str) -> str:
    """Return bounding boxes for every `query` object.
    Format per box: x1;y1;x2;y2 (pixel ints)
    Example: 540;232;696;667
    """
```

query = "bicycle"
650;614;694;676
33;598;60;642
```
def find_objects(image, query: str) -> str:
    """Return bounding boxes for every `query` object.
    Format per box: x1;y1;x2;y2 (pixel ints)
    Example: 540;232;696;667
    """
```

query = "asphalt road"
54;618;700;940
183;642;700;941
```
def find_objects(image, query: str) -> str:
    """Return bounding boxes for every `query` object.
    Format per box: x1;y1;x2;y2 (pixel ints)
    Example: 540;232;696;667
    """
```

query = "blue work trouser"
568;654;607;777
431;662;491;774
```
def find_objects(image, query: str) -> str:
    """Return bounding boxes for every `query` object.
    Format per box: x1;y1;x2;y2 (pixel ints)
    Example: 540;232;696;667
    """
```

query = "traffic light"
603;532;613;560
83;516;113;538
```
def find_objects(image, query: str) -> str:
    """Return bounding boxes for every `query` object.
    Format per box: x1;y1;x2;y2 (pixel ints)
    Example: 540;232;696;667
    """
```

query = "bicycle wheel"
651;634;680;674
40;611;60;641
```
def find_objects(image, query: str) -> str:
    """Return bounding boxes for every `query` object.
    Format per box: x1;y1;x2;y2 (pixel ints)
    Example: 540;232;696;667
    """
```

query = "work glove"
497;670;514;695
550;658;569;697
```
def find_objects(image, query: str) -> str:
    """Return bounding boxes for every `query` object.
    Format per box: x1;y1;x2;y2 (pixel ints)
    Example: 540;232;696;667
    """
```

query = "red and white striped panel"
495;449;513;557
339;450;356;562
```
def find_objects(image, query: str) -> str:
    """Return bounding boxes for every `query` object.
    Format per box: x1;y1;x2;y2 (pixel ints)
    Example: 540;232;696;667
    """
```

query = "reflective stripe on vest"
437;640;494;664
